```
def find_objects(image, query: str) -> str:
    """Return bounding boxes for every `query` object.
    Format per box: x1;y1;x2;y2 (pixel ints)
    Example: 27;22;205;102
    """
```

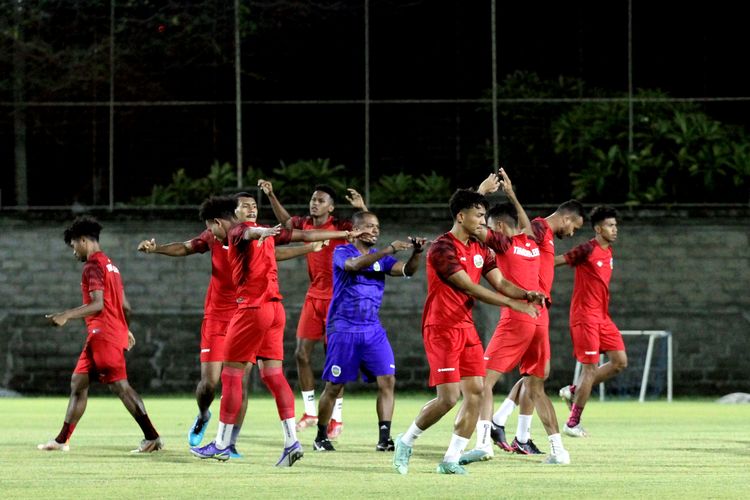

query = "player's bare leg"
189;361;220;446
565;350;627;437
314;381;342;451
375;374;395;451
295;338;320;429
460;371;500;464
109;379;162;452
523;376;569;463
38;373;89;451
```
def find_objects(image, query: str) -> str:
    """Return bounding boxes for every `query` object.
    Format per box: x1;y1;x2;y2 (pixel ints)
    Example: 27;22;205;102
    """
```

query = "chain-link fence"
2;0;749;209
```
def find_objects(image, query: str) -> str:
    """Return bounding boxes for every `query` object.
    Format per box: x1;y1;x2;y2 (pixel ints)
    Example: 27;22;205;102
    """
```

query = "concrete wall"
1;206;748;396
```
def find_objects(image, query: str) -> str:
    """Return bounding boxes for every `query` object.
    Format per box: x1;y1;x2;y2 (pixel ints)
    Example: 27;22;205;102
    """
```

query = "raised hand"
408;236;428;254
345;188;367;210
477;172;501;195
498;167;515;198
257;179;274;196
137;238;156;253
389;240;413;253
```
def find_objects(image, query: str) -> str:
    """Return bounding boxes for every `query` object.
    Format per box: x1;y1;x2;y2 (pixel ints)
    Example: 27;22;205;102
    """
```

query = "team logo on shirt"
473;254;484;268
331;365;342;377
597;261;603;267
373;261;381;272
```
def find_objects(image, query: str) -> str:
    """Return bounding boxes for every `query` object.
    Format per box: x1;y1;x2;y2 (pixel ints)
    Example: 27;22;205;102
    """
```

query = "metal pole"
364;0;371;204
108;0;115;211
235;0;243;188
640;333;656;403
627;0;634;155
490;0;499;171
667;332;673;402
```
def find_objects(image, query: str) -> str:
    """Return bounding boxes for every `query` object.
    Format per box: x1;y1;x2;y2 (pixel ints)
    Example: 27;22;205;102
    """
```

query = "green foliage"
552;90;750;203
132;161;264;205
370;171;452;204
269;159;349;203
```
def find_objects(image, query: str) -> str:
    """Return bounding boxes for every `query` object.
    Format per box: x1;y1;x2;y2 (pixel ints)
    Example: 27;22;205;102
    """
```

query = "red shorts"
74;338;128;384
225;301;286;363
484;317;548;378
570;319;625;364
423;325;485;387
200;318;229;363
296;296;330;341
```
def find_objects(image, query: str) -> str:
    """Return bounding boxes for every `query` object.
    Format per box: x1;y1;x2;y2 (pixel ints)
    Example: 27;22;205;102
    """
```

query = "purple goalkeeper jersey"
326;243;397;333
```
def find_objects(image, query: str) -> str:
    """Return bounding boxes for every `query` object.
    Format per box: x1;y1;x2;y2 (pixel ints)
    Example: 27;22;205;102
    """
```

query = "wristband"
389;244;397;253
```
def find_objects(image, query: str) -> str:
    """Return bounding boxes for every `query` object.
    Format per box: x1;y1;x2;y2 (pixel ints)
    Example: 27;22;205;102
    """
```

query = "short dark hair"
487;202;518;227
589;205;618;228
351;210;376;227
313;184;337;204
449;189;489;219
64;216;102;245
233;191;254;199
556;199;585;219
199;196;237;222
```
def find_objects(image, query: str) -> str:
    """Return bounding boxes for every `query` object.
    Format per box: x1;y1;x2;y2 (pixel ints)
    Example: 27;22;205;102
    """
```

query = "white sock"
401;421;424;446
548;433;566;455
301;390;317;417
492;398;518;427
443;433;470;463
215;422;233;449
281;418;298;447
331;398;343;421
516;414;533;443
476;420;492;451
230;425;241;446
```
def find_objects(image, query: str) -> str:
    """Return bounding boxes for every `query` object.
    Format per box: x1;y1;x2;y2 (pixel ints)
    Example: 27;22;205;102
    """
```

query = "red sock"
260;366;295;420
219;366;245;424
567;404;584;427
55;421;76;444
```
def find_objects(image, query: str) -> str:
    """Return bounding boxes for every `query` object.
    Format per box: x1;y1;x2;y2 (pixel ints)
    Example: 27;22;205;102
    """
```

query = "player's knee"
613;354;628;372
438;391;461;409
295;347;310;365
378;375;396;391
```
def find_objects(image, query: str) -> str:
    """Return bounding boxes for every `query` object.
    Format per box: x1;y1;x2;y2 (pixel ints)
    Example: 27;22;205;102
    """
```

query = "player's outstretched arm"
345;188;368;212
45;290;105;327
137;238;196;257
258;179;293;229
483;268;545;305
554;255;567;267
243;224;282;243
345;240;411;272
275;240;328;261
446;270;539;319
290;228;363;243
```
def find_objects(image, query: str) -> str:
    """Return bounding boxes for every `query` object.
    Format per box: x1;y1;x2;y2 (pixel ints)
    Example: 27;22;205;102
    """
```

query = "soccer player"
136;194;322;457
557;205;626;437
311;211;426;452
189;195;360;465
392;189;540;475
257;179;367;438
462;200;570;465
38;216;162;453
484;192;585;451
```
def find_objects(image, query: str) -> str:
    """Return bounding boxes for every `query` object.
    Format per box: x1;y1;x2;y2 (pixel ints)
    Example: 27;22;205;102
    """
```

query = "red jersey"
81;251;129;349
531;217;556;301
565;239;614;324
485;230;541;324
227;222;293;309
189;229;237;320
422;232;497;329
289;215;352;300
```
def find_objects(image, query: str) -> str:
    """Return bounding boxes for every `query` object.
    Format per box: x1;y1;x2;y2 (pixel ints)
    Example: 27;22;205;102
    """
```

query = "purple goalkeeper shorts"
322;325;395;384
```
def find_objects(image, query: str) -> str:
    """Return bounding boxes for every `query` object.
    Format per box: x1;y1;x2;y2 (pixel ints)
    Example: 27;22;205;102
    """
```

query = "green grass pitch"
4;394;750;499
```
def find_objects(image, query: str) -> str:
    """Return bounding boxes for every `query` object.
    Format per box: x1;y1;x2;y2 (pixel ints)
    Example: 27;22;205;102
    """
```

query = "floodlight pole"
491;0;499;172
108;0;115;212
364;0;371;205
235;0;243;188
